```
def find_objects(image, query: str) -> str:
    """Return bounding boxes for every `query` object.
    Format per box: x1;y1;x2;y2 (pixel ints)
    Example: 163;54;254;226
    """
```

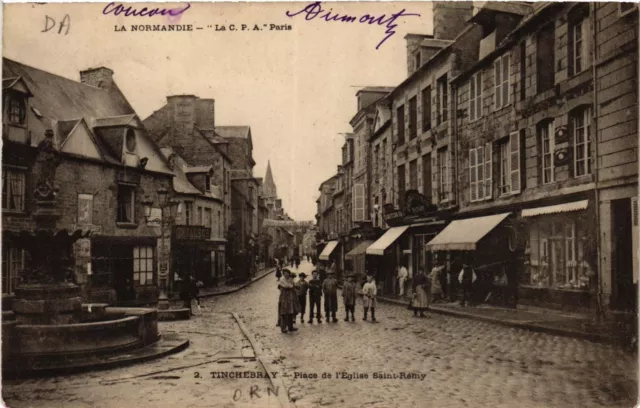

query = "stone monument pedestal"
13;283;82;325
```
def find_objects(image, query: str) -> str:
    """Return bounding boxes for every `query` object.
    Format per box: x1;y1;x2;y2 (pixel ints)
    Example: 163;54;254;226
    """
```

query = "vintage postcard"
1;1;638;407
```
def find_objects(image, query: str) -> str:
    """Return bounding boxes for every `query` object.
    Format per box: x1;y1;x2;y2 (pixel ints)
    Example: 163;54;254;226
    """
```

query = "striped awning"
521;200;588;218
425;213;511;251
319;240;339;260
366;226;410;256
345;240;374;259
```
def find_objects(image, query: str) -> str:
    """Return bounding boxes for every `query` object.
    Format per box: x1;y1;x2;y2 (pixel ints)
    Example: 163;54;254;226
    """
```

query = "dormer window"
125;128;137;153
205;174;212;192
8;97;26;125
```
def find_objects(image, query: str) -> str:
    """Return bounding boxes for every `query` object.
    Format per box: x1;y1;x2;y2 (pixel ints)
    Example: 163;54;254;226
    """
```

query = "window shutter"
477;147;484;200
484;143;493;199
494;60;501;109
353;184;365;222
469;78;476;120
476;73;483;119
469;149;477;202
632;197;638;227
432;156;439;204
510;132;521;193
447;149;453;202
503;55;510;106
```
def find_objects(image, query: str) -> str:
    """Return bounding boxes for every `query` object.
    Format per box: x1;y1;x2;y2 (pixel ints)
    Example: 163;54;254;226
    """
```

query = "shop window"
2;169;25;212
116;184;135;223
572;106;592;177
527;220;592;290
133;246;154;286
469;71;483;121
2;244;25;295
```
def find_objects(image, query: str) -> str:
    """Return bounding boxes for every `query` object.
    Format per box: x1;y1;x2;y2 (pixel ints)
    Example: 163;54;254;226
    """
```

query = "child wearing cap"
362;274;378;322
307;270;323;324
322;272;339;323
342;274;356;322
295;273;309;323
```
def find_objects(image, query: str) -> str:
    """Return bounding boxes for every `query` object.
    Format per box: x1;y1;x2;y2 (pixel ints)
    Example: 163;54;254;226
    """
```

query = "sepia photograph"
1;1;639;407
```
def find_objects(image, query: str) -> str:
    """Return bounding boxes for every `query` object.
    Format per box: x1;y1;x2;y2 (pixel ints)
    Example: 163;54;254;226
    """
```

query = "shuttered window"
494;54;510;110
469;72;483;121
540;121;555;185
469;144;492;202
572;106;592;177
632;197;638;227
353;184;365;222
509;132;521;193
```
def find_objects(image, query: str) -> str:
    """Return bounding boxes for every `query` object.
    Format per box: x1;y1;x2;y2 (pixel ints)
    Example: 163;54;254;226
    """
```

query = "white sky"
3;2;434;220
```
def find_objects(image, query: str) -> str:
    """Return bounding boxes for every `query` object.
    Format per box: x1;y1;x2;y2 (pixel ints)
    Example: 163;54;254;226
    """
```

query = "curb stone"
198;268;276;299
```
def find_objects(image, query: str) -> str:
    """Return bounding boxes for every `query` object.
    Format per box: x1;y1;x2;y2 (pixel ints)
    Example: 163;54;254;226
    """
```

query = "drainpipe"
591;2;604;322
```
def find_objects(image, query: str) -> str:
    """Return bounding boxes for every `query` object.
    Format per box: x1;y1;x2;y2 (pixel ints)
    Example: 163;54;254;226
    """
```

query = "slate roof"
160;147;223;201
3;58;172;174
3;58;135;146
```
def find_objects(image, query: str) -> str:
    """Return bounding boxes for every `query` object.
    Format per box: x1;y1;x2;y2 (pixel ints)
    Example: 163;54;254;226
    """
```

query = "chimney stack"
433;1;474;40
195;98;215;134
79;67;114;89
167;95;197;157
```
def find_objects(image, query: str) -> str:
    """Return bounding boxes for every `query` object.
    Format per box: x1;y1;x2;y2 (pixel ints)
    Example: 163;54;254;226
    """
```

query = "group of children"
276;269;378;333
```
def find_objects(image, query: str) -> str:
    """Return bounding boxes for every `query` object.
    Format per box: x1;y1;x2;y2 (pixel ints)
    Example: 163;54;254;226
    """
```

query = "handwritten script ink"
285;2;420;49
102;2;191;18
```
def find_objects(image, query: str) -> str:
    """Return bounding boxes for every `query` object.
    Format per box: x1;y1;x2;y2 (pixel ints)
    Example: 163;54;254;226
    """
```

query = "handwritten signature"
102;2;191;18
285;2;420;49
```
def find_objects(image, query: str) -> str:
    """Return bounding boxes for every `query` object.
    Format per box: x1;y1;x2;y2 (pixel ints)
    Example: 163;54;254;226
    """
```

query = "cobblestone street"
3;261;638;408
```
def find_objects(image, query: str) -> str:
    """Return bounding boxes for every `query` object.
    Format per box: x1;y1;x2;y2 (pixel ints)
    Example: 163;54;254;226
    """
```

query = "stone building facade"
3;58;174;306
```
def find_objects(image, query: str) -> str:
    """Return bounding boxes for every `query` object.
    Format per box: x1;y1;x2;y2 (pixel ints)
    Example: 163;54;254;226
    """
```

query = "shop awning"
366;226;410;256
319;240;339;260
345;240;374;259
521;200;588;218
425;213;511;251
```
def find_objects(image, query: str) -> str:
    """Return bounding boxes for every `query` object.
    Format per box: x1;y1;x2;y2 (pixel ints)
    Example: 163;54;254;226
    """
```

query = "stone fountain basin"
3;306;159;373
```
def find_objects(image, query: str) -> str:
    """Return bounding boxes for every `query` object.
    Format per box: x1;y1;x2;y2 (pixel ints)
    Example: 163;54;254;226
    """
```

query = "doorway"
612;198;636;311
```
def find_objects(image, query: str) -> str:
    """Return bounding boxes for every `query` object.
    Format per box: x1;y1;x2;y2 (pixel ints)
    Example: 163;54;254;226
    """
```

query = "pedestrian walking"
307;270;323;324
342;274;356;321
323;272;339;322
397;263;408;297
411;269;429;317
296;273;309;323
429;261;445;303
362;274;377;322
278;269;300;333
458;259;477;306
295;256;301;269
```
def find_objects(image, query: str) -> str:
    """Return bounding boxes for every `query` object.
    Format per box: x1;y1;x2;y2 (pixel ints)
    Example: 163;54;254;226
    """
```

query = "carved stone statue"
33;129;62;203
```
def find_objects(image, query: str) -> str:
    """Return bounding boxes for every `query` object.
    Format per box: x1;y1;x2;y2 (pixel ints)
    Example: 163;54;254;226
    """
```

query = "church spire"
264;160;277;198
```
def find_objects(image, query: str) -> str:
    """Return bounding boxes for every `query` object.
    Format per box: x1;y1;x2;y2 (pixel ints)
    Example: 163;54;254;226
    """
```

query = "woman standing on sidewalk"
278;269;300;333
412;269;429;317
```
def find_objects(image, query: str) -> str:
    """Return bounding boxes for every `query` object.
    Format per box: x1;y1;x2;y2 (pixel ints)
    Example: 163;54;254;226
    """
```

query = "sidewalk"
376;294;635;346
198;267;275;298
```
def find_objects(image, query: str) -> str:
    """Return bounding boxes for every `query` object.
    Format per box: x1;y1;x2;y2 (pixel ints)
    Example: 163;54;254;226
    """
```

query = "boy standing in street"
342;274;356;321
295;273;309;323
308;270;323;324
323;272;339;323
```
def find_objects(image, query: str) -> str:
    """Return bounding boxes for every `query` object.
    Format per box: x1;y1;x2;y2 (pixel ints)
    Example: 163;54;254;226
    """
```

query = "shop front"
344;239;373;286
519;200;597;312
318;240;340;279
171;225;214;289
425;213;515;306
366;226;408;296
90;236;160;306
